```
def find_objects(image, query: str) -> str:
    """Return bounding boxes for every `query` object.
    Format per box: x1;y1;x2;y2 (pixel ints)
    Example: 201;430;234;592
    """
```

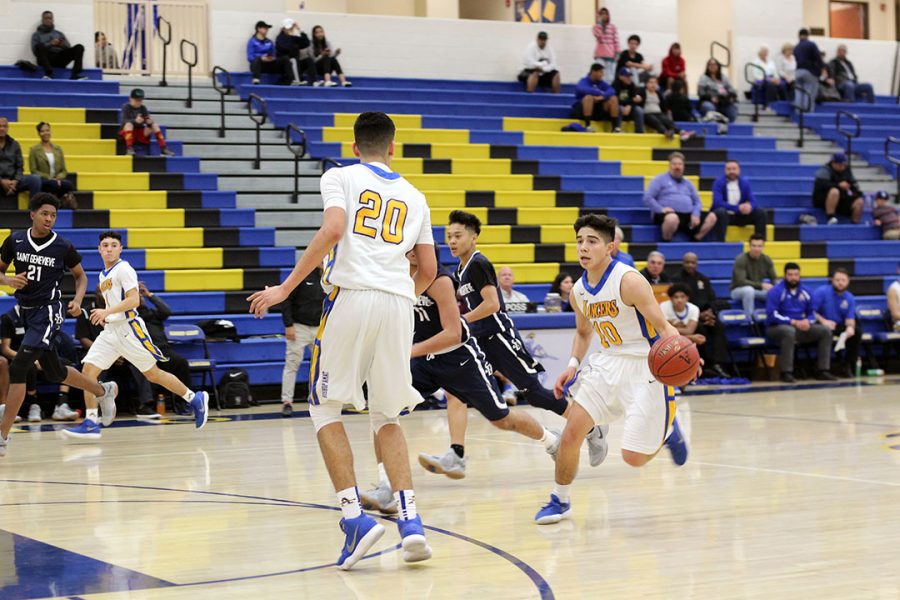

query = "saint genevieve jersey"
319;162;434;302
0;229;81;307
97;259;140;323
572;260;660;357
413;271;471;353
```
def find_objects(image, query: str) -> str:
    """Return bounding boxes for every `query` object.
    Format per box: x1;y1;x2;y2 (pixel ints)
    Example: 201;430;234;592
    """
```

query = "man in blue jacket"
710;160;767;241
247;20;293;85
766;262;837;383
793;28;824;112
812;268;859;378
573;63;621;131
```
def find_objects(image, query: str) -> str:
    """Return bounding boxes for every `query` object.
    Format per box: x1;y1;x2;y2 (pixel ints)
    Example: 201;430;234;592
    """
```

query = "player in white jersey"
535;214;690;525
62;231;209;440
249;112;437;571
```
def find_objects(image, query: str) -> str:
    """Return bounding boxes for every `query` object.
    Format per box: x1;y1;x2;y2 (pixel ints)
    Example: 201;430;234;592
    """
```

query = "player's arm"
553;293;594;399
249;206;345;317
672;318;697;335
620;271;679;340
91;288;140;325
462;285;501;324
65;262;89;317
411;276;461;358
0;238;27;290
411;243;437;297
0;337;15;360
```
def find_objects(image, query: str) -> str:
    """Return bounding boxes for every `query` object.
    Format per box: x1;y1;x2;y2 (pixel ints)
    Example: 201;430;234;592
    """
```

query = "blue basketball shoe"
665;417;689;466
397;515;432;563
534;493;571;525
337;514;385;571
190;391;209;430
62;418;101;441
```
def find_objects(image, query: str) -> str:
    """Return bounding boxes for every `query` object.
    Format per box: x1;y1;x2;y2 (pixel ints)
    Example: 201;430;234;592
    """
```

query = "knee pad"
309;401;343;433
37;352;68;383
9;348;40;384
370;411;400;434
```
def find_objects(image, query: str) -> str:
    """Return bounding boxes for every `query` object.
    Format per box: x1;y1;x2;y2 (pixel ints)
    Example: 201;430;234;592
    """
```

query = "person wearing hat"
119;89;174;157
246;20;294;85
812;153;863;224
612;67;644;133
518;31;560;94
573;63;620;130
872;190;899;240
276;18;319;86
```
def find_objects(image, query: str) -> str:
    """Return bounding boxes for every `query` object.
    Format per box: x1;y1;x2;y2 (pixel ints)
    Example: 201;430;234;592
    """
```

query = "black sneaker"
780;371;796;383
281;403;293;418
709;364;730;379
814;370;839;381
136;404;162;420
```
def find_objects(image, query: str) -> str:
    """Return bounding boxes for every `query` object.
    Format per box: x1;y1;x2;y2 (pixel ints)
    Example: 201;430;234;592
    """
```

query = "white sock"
337;486;362;519
377;462;390;488
539;428;557;450
553;484;571;503
394;489;417;521
182;390;195;402
86;408;99;422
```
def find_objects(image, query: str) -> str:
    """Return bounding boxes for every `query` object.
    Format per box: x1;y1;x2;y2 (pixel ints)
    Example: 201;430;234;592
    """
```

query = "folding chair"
718;309;768;378
165;324;221;410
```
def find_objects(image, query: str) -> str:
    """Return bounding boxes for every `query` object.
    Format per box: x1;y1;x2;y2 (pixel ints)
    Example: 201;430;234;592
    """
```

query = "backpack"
197;318;238;341
218;368;252;409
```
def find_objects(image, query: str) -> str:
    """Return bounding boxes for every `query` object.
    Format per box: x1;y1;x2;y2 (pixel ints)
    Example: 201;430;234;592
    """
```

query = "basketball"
648;335;701;387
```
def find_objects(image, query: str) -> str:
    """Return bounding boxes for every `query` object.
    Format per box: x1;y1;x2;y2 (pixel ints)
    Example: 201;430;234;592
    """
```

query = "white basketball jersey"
97;259;140;323
319;162;434;301
572;260;659;357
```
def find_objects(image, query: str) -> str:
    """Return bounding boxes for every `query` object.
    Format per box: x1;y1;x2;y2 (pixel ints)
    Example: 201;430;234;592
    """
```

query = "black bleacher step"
579;207;607;216
487;208;518;225
679;137;707;150
133;156;168;173
465;191;494;207
653;148;725;162
185;210;222;227
243;269;285;290
225;291;255;313
402;144;431;158
509;226;542;244
511;160;540;176
849;277;886;296
698;177;715;191
490;145;518;160
800;242;827;258
100;124;120;139
223;248;264;268
830;259;854;275
203;228;241;246
149;173;186;191
534;244;566;262
532;176;561;191
165;191;204;208
422;159;451;174
773;226;799;241
85;109;120;125
557;192;584;207
559;262;582;274
626;243;657;262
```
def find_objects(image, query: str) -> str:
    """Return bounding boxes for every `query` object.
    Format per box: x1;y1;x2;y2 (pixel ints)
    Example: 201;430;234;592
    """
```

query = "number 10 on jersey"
353;190;408;244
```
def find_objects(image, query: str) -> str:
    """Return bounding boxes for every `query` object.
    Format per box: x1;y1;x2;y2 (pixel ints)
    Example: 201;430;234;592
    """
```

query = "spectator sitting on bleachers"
498;267;530;305
0;117;41;200
816;51;841;103
888;261;900;332
592;8;619;83
312;25;351;87
94;31;118;69
549;272;575;312
28;122;76;208
31;11;85;80
659;43;686;91
518;31;560;94
120;89;175;157
730;233;776;316
793;29;824;112
813;152;862;224
675;251;718;315
611;226;635;266
829;45;874;104
279;268;323;417
766;262;837;383
644;152;717;241
666;79;695;122
775;42;796;93
276;19;319;86
612;68;645;133
698;58;738;123
812;268;860;378
615;35;654;82
640;251;671;285
710;159;767;241
642;76;692;141
751;44;787;102
872;190;900;240
661;283;730;378
573;63;620;130
247;20;294;86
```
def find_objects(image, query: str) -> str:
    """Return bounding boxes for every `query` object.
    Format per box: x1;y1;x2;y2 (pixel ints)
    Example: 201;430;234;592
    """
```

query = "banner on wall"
514;0;566;23
519;328;603;387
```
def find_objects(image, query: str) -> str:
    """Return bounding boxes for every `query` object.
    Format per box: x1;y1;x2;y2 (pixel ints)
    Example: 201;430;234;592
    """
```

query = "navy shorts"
21;301;65;351
411;341;509;422
479;329;545;391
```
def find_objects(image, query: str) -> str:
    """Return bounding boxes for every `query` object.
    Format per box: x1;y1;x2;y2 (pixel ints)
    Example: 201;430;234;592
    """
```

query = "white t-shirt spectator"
726;179;741;206
660;300;700;326
521;42;557;73
501;288;530;304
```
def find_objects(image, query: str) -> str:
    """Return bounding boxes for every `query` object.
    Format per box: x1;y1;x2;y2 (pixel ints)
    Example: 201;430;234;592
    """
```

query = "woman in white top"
751;44;787;102
28;122;76;207
311;25;351;87
775;42;796;88
95;31;119;69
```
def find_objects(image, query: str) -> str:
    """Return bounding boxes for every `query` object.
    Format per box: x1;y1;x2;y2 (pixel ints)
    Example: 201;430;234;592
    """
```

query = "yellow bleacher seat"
8;122;100;139
145;248;223;270
17;107;87;123
164;269;243;292
324;127;468;144
109;209;184;228
127;229;205;248
16;139;116;156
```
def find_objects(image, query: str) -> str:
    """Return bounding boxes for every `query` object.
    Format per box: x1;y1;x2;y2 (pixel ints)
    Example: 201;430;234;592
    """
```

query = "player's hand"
89;307;109;325
553;366;577;400
67;299;82;317
5;272;28;290
285;325;296;341
247;284;289;318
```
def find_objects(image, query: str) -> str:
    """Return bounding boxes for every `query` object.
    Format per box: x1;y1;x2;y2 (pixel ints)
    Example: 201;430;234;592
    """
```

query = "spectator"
498;267;530;304
0;117;41;201
750;44;787;103
276;19;319;86
311;25;351;87
813;153;863;224
519;31;560;94
549;272;575;312
28;122;76;208
765;262;837;382
816;51;841;103
642;76;692;141
730;233;777;316
615;34;653;81
612;68;645;133
611;226;635;267
698;58;738;122
829;45;874;104
888;261;900;332
640;251;671;285
661;283;730;378
31;10;85;80
246;20;294;85
710;160;767;241
812;268;860;378
643;152;718;241
675;251;718;314
775;42;797;92
119;89;175;157
659;43;686;91
573;63;620;130
793;28;824;112
280;269;323;417
592;8;619;83
666;79;695;122
872;190;900;240
94;31;118;69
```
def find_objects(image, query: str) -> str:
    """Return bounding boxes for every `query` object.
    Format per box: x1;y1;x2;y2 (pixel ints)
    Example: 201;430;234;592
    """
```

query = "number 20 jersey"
572;260;659;358
319;162;434;302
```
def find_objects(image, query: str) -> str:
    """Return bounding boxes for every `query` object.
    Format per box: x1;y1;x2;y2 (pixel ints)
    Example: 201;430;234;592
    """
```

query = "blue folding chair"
719;309;768;378
165;324;221;410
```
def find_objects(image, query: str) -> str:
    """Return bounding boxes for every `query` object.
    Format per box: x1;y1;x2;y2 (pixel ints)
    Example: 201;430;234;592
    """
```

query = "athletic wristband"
568;357;580;370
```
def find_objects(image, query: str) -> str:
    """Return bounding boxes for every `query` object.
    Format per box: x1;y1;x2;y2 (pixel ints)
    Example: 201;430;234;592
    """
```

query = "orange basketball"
648;335;701;387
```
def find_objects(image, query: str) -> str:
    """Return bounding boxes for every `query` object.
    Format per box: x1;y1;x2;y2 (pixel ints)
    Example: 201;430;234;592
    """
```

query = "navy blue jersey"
455;251;514;338
0;230;81;307
413;271;471;347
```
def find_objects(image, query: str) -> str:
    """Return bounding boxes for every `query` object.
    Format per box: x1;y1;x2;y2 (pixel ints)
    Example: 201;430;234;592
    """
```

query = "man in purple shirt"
572;63;621;131
643;152;718;241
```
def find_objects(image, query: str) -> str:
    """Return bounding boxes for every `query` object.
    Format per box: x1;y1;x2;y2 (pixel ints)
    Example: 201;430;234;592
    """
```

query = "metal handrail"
285;124;308;203
157;16;171;87
710;41;730;67
211;66;232;138
886;136;900;199
321;158;343;173
247;93;268;169
835;111;861;170
792;86;813;148
179;39;198;108
744;62;767;122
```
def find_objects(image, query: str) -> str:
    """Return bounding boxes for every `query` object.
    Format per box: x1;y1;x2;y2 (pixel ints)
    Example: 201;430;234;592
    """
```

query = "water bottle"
854;358;862;378
866;368;885;377
544;293;562;313
156;393;166;416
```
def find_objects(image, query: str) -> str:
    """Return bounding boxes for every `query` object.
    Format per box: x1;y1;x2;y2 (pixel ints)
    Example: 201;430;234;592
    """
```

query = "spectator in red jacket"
592;8;619;83
660;43;686;91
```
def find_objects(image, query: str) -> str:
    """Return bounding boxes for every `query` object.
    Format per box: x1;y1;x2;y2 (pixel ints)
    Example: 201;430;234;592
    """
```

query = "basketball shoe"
586;425;610;466
665;417;689;466
534;493;572;525
397;516;432;563
190;391;209;429
62;418;101;440
337;514;385;571
97;381;118;427
418;449;465;479
359;482;398;514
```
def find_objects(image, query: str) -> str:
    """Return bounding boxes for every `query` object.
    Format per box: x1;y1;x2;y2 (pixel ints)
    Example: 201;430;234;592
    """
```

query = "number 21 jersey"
0;230;81;307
